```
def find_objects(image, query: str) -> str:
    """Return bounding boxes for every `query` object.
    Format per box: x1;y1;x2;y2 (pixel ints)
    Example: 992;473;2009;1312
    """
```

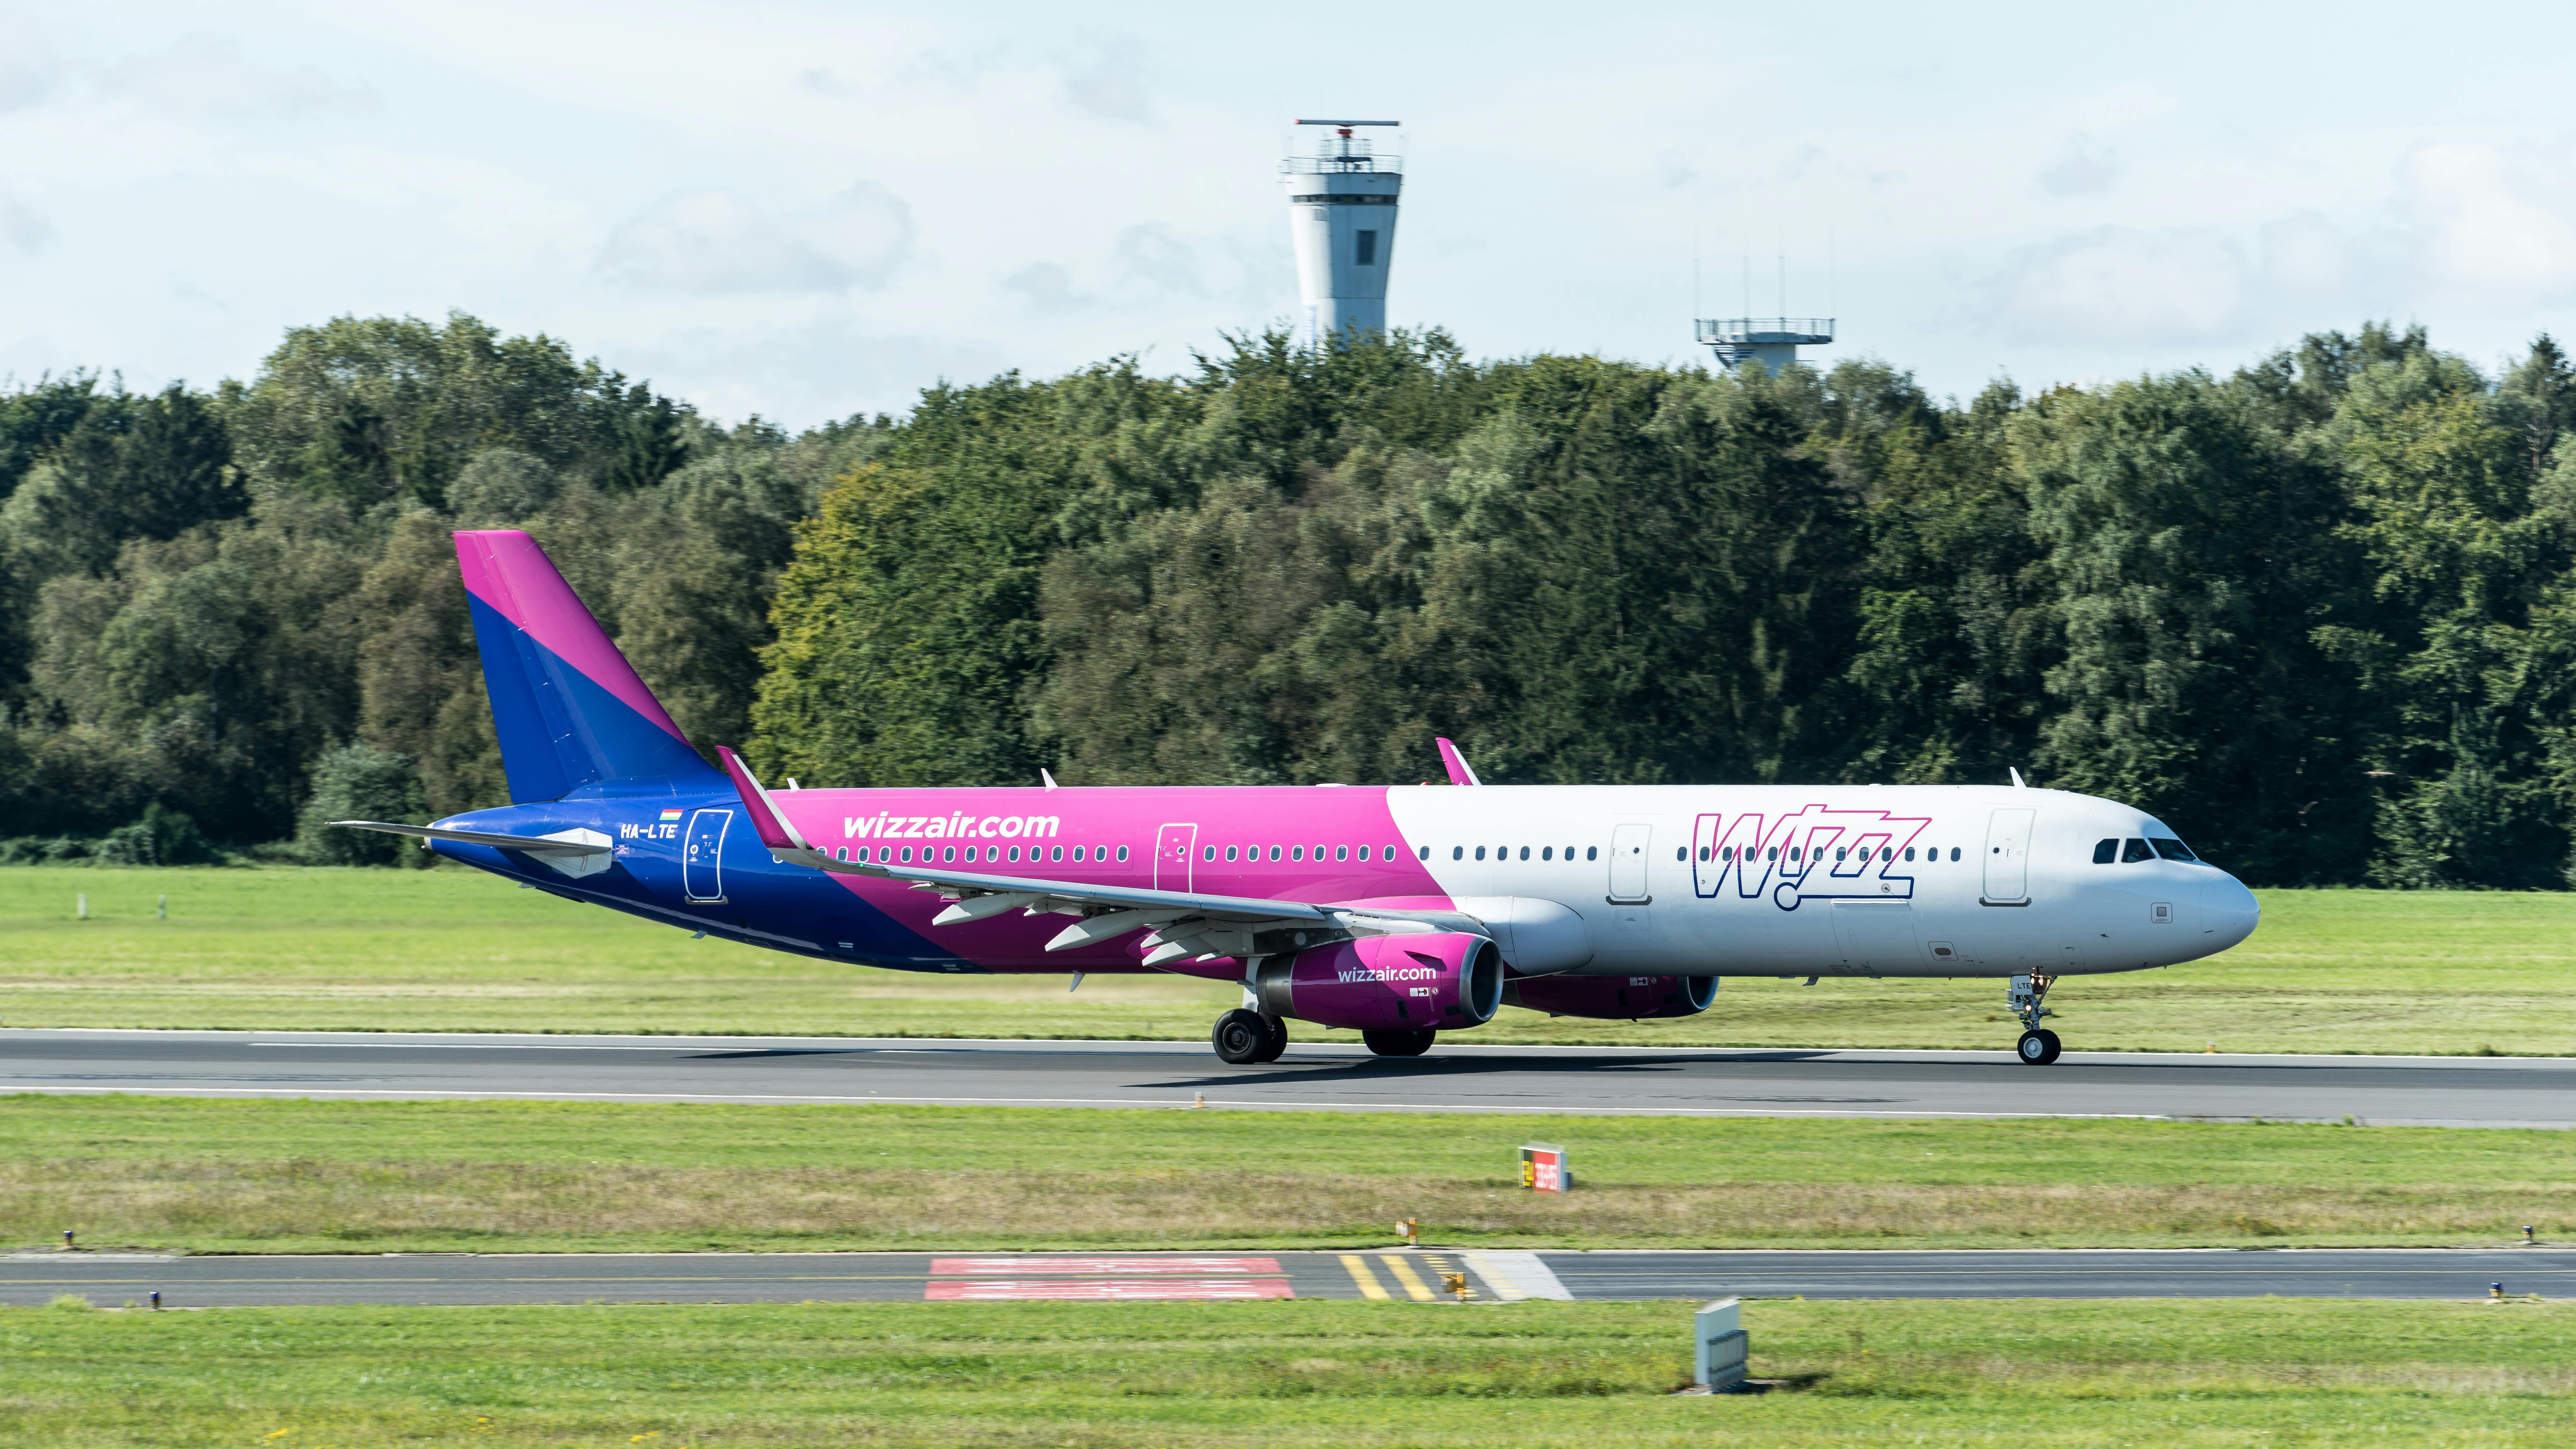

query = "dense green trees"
12;312;2576;887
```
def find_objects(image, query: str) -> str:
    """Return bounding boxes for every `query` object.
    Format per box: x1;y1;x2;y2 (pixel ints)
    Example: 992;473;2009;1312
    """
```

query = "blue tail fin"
454;530;723;803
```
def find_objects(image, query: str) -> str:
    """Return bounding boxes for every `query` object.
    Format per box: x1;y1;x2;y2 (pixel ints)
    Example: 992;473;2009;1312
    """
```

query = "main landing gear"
1212;1008;1287;1065
1363;1028;1437;1058
2010;973;2061;1065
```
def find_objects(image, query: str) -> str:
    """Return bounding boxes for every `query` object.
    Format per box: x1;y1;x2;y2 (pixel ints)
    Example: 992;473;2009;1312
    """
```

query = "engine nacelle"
1502;973;1717;1020
1252;931;1503;1032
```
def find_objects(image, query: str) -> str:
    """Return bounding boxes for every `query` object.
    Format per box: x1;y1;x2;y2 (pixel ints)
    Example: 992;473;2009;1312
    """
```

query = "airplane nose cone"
2200;873;2260;952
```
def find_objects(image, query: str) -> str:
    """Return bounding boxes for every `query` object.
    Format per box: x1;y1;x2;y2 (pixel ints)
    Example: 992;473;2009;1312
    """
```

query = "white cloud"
0;193;52;253
2037;136;2119;197
1977;227;2250;346
0;11;59;111
2403;140;2576;299
97;32;378;122
1055;31;1155;124
595;183;916;296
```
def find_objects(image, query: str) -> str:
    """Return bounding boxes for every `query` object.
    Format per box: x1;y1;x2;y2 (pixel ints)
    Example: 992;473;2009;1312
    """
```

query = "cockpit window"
2092;838;2117;864
2121;838;2155;863
2149;836;2197;862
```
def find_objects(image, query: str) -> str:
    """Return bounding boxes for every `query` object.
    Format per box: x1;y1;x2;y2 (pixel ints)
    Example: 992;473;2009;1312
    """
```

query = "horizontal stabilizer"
328;821;609;855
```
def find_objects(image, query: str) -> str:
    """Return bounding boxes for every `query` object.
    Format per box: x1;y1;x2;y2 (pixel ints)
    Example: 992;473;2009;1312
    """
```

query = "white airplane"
340;531;2261;1065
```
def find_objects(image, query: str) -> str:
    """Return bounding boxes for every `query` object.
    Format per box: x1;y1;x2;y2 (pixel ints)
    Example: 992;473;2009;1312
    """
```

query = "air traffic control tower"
1696;316;1835;374
1283;119;1401;346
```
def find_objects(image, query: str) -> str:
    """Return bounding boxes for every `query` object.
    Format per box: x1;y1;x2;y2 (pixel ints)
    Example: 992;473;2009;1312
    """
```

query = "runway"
6;1248;2567;1308
4;1028;2572;1126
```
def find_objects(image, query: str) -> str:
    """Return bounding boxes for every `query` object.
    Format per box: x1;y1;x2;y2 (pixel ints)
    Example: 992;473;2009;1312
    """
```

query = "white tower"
1282;119;1401;346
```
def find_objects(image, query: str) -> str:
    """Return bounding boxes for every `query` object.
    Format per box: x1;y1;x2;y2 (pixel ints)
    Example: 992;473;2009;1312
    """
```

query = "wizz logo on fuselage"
1692;807;1931;911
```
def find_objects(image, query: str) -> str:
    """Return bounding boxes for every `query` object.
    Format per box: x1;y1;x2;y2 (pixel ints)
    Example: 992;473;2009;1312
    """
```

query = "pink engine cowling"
1251;931;1504;1032
1503;973;1718;1020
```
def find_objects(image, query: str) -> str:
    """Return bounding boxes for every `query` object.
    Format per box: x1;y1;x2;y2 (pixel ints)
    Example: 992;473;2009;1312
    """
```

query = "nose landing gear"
1212;1008;1287;1064
2010;973;2060;1065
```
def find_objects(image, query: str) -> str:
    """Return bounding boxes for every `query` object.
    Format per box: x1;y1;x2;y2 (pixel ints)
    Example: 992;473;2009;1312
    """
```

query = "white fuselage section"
1386;784;2257;979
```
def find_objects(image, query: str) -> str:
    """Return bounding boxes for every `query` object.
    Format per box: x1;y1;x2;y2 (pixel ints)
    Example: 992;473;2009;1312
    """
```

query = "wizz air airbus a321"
338;531;2260;1066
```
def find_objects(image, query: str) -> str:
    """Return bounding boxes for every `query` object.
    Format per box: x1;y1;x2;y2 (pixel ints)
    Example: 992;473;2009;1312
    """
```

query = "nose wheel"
1212;1008;1287;1064
2009;973;2061;1065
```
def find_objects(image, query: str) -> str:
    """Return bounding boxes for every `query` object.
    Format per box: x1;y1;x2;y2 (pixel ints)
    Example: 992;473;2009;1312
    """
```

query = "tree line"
4;313;2572;888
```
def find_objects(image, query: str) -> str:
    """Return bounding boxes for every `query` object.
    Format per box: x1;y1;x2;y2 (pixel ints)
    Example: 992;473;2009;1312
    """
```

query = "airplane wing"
712;748;1479;966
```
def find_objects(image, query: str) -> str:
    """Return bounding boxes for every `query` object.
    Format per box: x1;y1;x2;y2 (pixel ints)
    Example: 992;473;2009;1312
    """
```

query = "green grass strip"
4;1298;2572;1447
4;1097;2566;1253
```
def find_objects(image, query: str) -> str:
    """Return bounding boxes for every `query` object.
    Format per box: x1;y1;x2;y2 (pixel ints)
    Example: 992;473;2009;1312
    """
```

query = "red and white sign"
931;1256;1282;1276
925;1278;1294;1301
1520;1143;1570;1193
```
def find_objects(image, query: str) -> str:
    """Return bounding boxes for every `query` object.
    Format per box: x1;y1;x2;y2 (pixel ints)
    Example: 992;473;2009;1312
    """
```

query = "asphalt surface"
4;1029;2573;1126
6;1248;2567;1307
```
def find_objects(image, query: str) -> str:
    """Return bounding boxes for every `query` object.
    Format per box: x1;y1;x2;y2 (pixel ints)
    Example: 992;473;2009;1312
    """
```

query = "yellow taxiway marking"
1339;1254;1389;1300
1378;1254;1436;1302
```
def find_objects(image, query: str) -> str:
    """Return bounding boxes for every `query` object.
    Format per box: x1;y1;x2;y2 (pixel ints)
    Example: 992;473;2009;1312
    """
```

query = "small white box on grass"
1695;1298;1748;1391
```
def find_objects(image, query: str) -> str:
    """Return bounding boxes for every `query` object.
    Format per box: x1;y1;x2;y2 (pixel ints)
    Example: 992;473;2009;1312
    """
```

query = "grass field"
4;1096;2565;1253
3;865;2574;1054
4;1297;2570;1446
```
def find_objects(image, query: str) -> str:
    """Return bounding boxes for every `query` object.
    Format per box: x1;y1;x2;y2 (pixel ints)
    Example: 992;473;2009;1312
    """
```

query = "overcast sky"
9;1;2576;427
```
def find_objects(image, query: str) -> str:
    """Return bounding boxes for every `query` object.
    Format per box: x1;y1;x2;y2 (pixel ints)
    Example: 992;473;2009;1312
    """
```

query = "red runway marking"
931;1256;1283;1275
925;1278;1294;1302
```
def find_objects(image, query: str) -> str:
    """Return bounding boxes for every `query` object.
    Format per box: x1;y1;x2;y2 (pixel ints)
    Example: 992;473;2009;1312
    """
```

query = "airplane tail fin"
454;529;722;803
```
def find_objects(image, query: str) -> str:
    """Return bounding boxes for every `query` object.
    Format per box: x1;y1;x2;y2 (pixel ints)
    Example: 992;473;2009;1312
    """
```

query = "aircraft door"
1983;807;2035;904
684;808;732;903
1155;823;1197;891
1607;822;1652;902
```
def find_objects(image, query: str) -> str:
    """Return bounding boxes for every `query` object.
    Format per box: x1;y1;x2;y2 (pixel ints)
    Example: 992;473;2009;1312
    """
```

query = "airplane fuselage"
431;782;2259;981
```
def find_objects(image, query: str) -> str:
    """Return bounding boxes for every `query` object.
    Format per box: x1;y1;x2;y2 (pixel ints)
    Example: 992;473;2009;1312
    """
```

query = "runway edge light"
1695;1298;1749;1392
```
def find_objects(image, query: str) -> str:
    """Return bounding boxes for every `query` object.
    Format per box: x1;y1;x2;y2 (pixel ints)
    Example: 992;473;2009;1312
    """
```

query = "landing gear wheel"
1212;1009;1274;1065
2016;1028;2062;1066
1250;1013;1288;1064
1362;1027;1437;1058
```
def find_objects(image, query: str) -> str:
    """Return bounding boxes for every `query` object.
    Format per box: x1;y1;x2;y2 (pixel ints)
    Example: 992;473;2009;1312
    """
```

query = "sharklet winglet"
715;746;813;852
1435;737;1483;787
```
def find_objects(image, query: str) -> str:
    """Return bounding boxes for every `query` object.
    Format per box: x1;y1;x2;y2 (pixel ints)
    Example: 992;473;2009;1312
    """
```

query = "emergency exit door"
1607;823;1653;902
1982;807;2035;905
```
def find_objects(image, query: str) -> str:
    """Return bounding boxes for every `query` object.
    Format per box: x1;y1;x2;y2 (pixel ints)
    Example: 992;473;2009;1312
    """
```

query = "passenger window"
1835;847;1847;862
2122;838;2154;863
1949;847;1960;861
1674;847;1685;861
1292;846;1304;861
1117;846;1129;862
1587;846;1598;861
1546;847;1556;861
1904;847;1915;861
1051;845;1063;862
1419;845;1430;860
1336;845;1349;862
1474;846;1485;861
1225;846;1238;862
2149;836;2197;862
1452;846;1463;860
1765;846;1776;861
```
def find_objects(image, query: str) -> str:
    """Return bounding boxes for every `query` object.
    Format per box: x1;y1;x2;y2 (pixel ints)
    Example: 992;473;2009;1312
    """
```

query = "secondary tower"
1695;316;1835;374
1282;119;1401;346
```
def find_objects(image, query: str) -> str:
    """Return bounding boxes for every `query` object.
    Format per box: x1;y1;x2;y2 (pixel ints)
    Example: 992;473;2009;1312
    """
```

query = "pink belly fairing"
776;785;1451;972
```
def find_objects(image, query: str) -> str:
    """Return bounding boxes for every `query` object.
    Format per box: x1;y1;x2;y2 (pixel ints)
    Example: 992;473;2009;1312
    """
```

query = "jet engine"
1251;931;1503;1032
1503;973;1717;1020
